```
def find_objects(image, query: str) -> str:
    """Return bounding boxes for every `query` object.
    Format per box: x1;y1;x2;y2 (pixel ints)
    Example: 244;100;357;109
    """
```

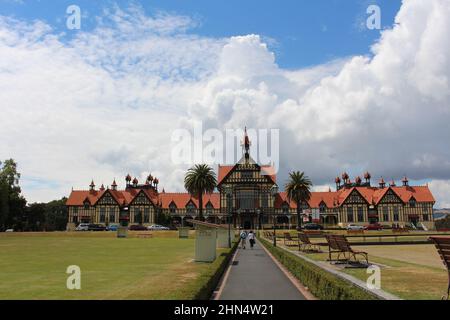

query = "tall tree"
0;159;26;231
184;164;217;222
285;171;313;230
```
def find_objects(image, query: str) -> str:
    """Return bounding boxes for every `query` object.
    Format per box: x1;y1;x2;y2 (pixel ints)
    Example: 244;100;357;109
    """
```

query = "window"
144;208;150;223
347;207;354;222
134;208;141;223
100;207;106;223
261;193;268;208
206;203;213;215
357;207;364;222
238;191;255;210
186;203;196;215
109;207;115;223
383;207;389;221
169;203;177;214
282;203;289;214
423;214;429;222
319;203;326;214
73;216;78;223
393;207;399;222
74;207;78;214
409;199;416;208
84;203;90;210
241;171;253;179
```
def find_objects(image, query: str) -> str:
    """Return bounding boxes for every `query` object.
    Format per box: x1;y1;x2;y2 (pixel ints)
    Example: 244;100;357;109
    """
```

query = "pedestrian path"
218;241;306;300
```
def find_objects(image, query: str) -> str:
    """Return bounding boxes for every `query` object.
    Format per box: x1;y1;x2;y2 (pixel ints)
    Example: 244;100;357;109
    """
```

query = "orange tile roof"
218;164;277;185
66;190;105;206
217;165;234;185
159;192;220;209
67;185;434;209
392;186;435;203
66;188;159;207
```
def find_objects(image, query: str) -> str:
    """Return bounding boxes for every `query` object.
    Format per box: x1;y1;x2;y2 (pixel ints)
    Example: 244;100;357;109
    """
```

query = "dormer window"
319;202;326;214
282;203;289;214
169;203;177;214
206;203;213;215
409;198;416;208
186;203;196;215
83;202;90;210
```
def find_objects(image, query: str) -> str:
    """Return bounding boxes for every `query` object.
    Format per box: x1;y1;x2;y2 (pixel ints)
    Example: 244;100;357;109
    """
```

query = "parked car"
106;224;120;231
347;224;365;231
365;223;383;231
147;224;170;231
128;224;148;231
303;223;324;230
88;224;107;231
5;229;14;233
75;223;90;231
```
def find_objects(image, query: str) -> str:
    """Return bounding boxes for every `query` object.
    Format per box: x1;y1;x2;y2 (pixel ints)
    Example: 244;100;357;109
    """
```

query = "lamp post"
257;208;262;231
270;184;279;247
226;187;233;248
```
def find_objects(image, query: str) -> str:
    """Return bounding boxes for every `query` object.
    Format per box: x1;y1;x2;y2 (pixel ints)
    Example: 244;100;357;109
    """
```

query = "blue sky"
0;0;402;69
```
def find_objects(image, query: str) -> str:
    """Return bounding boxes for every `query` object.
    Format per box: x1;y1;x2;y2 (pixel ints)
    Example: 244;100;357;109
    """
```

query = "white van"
75;223;90;231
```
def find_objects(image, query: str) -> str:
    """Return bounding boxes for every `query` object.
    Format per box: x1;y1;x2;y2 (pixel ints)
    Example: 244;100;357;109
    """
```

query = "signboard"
178;227;190;239
195;225;217;262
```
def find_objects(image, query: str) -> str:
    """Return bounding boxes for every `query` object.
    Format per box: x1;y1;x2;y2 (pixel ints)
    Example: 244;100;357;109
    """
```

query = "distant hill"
434;208;450;220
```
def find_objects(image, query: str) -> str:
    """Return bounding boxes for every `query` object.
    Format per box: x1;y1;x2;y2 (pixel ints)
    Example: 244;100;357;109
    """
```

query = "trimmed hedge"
192;239;240;300
259;237;379;300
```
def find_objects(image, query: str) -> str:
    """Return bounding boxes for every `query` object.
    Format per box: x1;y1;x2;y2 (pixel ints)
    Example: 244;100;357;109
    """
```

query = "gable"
96;191;120;206
342;189;368;205
378;189;403;204
218;163;275;186
130;191;153;206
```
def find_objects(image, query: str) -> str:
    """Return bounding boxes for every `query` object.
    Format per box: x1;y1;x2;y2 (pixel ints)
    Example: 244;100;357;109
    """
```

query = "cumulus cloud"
1;0;450;208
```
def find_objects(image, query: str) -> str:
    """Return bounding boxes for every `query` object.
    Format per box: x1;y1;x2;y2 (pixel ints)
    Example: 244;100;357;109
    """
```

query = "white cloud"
1;0;450;208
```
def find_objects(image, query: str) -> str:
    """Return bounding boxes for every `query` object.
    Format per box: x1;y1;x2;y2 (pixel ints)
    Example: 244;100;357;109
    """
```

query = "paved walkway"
219;241;306;300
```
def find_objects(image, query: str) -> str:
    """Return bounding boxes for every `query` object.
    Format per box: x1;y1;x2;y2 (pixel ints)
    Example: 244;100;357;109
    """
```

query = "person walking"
240;230;248;249
248;231;256;249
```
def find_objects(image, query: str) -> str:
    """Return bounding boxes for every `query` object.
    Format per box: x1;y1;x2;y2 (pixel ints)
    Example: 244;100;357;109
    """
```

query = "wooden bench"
430;237;450;300
263;231;274;241
347;230;365;235
283;232;298;247
326;234;369;265
137;233;153;238
298;233;321;253
304;230;324;236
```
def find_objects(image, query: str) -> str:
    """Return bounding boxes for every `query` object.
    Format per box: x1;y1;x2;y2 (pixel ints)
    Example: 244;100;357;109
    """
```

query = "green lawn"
277;240;448;300
0;232;229;300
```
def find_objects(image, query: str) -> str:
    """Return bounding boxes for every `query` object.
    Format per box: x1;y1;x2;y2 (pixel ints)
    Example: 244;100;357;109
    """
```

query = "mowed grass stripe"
0;235;221;300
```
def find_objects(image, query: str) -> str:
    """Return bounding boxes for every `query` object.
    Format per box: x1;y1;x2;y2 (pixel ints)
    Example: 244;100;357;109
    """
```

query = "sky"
1;0;450;208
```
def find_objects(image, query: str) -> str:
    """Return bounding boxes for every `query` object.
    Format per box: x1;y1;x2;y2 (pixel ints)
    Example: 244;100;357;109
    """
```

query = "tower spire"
241;127;251;163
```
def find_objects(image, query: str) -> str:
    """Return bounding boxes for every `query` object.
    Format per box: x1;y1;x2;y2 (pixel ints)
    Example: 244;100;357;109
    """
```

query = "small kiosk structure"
186;220;232;263
178;227;190;239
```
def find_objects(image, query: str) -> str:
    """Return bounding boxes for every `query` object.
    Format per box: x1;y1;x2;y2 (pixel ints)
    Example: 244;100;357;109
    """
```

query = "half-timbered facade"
66;131;436;230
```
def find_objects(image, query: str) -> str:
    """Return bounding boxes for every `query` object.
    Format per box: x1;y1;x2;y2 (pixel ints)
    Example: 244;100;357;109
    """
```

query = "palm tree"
285;171;313;231
184;164;217;221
